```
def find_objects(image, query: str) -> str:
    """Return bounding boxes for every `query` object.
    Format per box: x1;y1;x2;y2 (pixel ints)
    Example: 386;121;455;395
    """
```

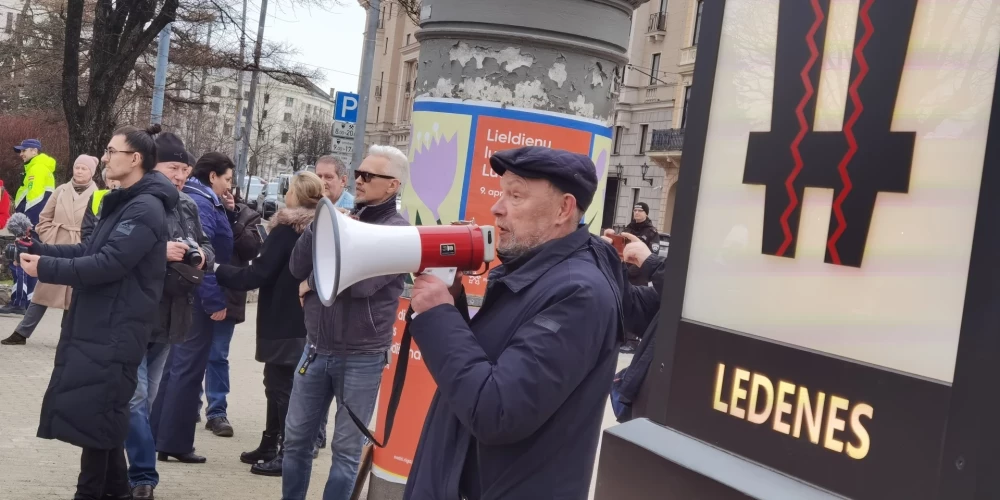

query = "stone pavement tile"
0;303;633;500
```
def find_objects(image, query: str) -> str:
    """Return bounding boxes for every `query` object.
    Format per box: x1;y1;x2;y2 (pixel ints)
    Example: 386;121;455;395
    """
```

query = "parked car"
256;181;285;219
242;176;265;210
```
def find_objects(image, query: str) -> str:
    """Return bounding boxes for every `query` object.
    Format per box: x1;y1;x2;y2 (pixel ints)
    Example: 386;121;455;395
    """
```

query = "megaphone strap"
335;299;414;449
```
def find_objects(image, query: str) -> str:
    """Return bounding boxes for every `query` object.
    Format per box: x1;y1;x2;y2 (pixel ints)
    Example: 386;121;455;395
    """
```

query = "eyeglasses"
356;171;395;183
105;147;136;156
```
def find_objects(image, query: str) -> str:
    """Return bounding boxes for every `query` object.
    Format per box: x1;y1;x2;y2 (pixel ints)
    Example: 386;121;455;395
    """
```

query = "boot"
250;433;284;477
240;431;279;464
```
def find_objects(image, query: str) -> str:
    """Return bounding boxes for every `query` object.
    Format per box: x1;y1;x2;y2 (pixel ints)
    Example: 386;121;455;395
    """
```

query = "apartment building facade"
121;68;336;179
605;0;703;234
0;0;23;41
361;0;420;154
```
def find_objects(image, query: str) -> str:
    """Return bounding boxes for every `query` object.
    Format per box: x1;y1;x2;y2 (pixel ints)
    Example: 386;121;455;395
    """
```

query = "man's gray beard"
497;232;538;261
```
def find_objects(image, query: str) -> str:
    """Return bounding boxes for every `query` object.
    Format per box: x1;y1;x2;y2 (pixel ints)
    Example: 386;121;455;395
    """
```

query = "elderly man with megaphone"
282;145;411;500
404;146;625;499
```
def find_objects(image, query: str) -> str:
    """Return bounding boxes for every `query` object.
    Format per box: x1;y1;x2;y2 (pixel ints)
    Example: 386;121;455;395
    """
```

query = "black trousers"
263;363;295;436
75;446;129;499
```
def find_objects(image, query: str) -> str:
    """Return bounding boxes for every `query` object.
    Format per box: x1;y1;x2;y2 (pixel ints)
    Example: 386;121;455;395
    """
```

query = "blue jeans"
281;349;386;500
205;321;235;420
125;343;171;487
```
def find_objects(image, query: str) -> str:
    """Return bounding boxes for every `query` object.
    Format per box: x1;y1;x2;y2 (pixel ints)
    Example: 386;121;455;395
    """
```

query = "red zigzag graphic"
776;0;825;257
827;0;874;264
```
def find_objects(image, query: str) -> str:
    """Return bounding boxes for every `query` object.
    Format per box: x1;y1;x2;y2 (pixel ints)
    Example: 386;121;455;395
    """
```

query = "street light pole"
348;0;380;194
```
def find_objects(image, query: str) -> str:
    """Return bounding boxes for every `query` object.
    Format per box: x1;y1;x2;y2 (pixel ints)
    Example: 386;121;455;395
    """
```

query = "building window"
209;102;220;113
285;97;294;106
244;91;250;99
613;126;623;155
682;86;692;128
660;0;668;13
639;124;649;154
264;93;270;103
5;13;12;32
229;88;237;97
278;157;287;166
224;123;233;136
281;132;289;144
406;33;411;45
210;86;221;96
284;113;292;122
650;54;661;85
693;0;704;46
262;110;268;120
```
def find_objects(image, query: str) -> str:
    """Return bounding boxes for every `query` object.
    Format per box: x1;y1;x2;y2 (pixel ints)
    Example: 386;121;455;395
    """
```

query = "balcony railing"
680;45;698;66
650;128;684;152
647;12;666;33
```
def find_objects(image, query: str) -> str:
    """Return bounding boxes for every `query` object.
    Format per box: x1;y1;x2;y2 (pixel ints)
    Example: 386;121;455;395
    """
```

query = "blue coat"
404;226;625;500
182;178;233;314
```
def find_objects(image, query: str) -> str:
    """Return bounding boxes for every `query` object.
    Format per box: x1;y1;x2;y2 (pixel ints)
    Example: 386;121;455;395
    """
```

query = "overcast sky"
255;0;367;98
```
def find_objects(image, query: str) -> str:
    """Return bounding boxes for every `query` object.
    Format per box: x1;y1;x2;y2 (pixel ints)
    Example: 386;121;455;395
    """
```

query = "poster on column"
400;97;614;297
371;299;481;483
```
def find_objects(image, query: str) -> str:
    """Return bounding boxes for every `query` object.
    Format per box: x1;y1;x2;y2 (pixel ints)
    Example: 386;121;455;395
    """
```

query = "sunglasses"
356;170;395;182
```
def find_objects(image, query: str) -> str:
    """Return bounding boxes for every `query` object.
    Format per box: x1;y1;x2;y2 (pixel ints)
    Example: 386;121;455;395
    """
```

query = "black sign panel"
664;321;950;500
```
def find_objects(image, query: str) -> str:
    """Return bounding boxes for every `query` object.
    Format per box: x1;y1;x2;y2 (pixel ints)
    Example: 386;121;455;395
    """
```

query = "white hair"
367;144;410;188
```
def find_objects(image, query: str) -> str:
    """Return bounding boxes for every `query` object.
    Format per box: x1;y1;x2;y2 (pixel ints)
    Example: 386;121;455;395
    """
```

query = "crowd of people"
4;128;668;500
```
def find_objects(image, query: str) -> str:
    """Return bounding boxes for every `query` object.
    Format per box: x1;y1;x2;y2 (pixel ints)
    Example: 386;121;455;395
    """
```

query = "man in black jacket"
283;145;410;500
605;233;666;422
19;125;178;500
623;202;660;253
404;147;624;500
123;132;215;500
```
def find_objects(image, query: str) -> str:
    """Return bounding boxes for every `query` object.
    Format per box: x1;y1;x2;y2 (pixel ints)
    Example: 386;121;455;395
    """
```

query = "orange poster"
462;116;592;296
370;298;438;482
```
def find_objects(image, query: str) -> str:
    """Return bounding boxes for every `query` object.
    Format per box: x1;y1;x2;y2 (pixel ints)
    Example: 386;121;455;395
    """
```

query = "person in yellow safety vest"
0;139;57;316
81;167;121;243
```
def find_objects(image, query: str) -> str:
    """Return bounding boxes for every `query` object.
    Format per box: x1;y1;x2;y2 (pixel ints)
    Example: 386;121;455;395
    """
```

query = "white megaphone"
312;197;496;306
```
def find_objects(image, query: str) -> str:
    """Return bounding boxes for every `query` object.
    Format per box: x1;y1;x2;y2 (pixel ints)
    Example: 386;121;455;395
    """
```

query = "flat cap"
489;146;599;212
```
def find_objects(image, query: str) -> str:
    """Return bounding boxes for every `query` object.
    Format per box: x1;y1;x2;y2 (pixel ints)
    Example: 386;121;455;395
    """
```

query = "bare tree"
285;115;332;171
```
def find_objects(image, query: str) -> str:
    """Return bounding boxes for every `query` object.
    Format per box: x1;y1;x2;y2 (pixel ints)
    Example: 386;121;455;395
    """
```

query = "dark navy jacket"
404;226;624;500
612;255;667;422
182;178;233;314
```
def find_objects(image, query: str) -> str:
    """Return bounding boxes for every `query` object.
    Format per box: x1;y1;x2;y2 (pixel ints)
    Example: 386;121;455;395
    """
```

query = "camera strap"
333;288;412;449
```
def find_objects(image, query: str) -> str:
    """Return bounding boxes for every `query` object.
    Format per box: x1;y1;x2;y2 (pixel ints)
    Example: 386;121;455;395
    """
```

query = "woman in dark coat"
215;171;323;476
20;124;178;500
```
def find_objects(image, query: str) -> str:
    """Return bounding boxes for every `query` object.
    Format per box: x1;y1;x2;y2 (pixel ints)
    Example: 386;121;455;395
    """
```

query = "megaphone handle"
422;267;457;287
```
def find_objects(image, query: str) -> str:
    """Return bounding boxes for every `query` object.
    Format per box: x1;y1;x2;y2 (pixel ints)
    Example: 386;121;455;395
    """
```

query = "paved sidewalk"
0;303;629;500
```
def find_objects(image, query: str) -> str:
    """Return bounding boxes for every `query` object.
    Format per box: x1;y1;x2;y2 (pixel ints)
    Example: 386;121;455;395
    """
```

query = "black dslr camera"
2;237;32;264
173;237;203;268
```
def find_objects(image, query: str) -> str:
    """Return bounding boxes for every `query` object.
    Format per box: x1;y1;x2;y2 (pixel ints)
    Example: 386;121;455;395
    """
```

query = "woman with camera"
215;171;323;476
19;124;179;500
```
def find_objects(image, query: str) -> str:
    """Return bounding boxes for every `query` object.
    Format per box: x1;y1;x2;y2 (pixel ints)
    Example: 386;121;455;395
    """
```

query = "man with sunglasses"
282;145;410;500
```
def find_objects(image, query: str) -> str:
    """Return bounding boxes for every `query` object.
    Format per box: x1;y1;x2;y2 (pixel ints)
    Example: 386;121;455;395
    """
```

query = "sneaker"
0;304;26;316
206;416;234;437
1;332;26;345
